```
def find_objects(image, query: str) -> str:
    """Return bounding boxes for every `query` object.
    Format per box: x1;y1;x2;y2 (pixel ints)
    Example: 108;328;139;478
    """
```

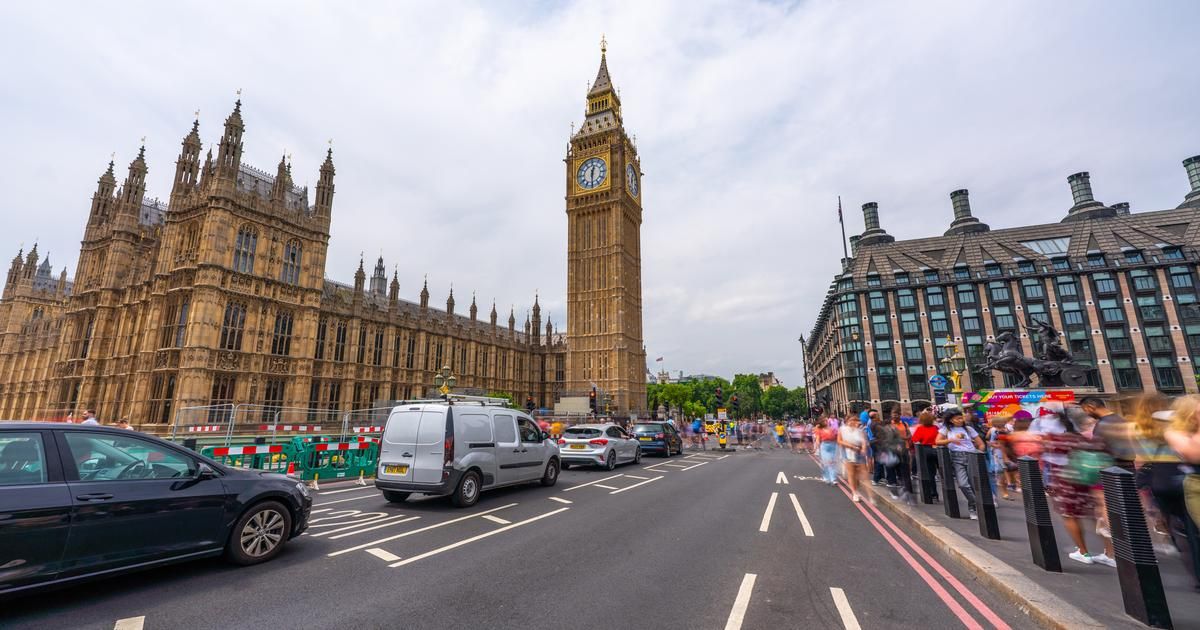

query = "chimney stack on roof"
944;189;990;236
857;202;895;247
1182;155;1200;208
1063;171;1116;222
1111;202;1131;215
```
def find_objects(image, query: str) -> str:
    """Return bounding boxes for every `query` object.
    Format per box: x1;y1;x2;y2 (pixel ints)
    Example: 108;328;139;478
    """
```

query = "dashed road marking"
624;473;651;480
328;516;420;539
366;548;401;562
548;496;573;504
593;484;618;490
311;513;405;537
723;573;757;630
610;475;662;494
114;617;145;630
562;474;623;492
830;587;861;630
482;514;511;525
388;508;569;568
659;463;690;469
788;492;814;537
679;461;709;471
327;503;518;556
759;492;778;533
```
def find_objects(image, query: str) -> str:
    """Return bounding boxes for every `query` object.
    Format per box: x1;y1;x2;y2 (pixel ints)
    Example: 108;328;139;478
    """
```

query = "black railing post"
969;451;1001;539
916;444;937;504
1018;456;1060;572
936;446;961;518
1102;466;1173;629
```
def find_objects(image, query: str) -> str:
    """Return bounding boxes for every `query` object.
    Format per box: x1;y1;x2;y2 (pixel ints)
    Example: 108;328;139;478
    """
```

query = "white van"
374;399;559;507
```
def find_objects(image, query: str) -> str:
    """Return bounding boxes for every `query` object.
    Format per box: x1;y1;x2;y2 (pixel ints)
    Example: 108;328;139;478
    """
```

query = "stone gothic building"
0;45;647;425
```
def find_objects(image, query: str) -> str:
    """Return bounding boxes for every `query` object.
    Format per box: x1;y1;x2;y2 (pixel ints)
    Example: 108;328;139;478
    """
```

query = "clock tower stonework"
565;40;647;415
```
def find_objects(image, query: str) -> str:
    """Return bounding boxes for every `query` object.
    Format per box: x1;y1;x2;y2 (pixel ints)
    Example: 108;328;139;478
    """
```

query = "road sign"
717;408;728;421
928;374;949;391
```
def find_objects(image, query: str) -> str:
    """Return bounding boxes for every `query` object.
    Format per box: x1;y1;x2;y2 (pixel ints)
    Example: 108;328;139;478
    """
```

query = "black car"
0;423;312;597
630;421;684;456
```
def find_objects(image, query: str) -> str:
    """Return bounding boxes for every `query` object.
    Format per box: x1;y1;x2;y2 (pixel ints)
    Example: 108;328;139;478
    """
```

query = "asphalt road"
3;447;1030;629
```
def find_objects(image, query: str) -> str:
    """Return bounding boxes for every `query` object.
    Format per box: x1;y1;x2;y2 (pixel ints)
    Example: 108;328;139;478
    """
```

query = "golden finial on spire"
600;34;607;55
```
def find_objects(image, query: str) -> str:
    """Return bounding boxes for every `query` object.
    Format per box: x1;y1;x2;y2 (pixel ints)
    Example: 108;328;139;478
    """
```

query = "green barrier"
294;439;379;482
200;443;298;474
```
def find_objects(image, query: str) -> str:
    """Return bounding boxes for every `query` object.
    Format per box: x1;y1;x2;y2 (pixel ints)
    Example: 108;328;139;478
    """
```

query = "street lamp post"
939;338;968;403
433;365;457;400
798;334;812;419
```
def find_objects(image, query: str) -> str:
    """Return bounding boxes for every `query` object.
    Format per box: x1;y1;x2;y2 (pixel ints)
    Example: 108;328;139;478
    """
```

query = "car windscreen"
563;427;602;439
632;424;665;433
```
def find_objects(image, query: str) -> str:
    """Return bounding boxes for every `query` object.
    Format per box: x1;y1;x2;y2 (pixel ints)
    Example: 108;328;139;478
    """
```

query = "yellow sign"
438;384;450;395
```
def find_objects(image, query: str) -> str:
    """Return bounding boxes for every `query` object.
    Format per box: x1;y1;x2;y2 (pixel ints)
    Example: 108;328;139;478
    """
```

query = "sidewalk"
867;478;1200;629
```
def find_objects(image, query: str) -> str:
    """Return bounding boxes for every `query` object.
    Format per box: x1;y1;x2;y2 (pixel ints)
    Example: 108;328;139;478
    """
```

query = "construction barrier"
295;440;379;481
201;443;296;474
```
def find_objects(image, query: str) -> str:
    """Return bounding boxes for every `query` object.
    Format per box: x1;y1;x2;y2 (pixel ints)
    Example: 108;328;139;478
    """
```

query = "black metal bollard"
916;444;937;504
1018;456;1061;572
936;446;961;518
969;451;1001;539
1102;466;1173;629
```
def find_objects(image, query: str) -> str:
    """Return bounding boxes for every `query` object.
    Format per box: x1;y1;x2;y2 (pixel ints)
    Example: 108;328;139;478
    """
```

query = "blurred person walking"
1081;396;1138;472
987;416;1016;501
1135;394;1200;587
936;408;985;520
1044;412;1116;566
815;416;840;485
839;415;869;501
911;410;941;502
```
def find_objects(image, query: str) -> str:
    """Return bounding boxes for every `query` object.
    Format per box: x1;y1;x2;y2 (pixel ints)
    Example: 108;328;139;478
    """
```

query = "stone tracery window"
281;240;302;285
233;226;258;274
219;302;247;351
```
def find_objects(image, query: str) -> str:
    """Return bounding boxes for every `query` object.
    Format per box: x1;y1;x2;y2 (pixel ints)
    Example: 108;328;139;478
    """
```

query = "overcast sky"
2;1;1198;388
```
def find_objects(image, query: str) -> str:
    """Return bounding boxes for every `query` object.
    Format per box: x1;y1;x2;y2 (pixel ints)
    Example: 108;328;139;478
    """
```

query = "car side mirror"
541;431;550;441
197;462;218;479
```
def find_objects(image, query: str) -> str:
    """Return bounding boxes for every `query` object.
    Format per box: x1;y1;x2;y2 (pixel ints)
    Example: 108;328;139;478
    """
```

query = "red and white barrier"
356;436;381;444
211;445;285;456
311;441;373;451
352;426;384;433
258;424;321;432
185;425;224;433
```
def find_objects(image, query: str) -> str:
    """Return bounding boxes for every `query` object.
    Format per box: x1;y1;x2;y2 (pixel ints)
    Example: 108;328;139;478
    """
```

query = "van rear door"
380;409;422;482
412;408;449;484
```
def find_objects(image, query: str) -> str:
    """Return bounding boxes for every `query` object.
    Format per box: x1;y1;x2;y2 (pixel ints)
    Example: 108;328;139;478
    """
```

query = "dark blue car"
630;422;683;456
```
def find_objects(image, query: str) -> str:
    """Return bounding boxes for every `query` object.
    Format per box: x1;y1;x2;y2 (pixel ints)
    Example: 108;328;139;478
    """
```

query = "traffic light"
525;396;535;412
589;387;597;413
731;394;739;415
715;386;724;409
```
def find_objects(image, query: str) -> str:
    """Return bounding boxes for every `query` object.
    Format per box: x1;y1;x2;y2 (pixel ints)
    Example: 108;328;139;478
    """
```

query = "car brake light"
444;435;454;467
655;432;665;439
557;438;566;445
588;438;609;446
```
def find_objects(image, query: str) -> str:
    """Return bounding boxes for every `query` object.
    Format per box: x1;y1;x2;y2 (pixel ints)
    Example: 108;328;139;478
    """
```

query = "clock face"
577;157;607;190
626;164;639;197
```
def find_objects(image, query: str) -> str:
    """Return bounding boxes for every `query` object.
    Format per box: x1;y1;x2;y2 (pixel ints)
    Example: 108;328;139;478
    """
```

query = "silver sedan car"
558;423;641;471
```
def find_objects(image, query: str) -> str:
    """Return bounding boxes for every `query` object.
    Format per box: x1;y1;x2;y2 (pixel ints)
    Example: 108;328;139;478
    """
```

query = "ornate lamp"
433;365;457;398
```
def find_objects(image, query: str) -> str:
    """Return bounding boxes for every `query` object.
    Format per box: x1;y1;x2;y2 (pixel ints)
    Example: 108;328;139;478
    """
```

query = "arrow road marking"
776;471;789;484
759;492;778;533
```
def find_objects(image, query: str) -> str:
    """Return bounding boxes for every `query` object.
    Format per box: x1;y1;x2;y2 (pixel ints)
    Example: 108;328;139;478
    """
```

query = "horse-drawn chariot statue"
980;318;1089;388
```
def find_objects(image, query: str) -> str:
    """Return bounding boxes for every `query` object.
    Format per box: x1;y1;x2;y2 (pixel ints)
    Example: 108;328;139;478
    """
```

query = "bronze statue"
982;321;1088;388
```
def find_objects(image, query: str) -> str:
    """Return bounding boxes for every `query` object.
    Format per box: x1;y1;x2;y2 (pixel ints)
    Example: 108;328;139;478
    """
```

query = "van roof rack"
393;395;512;407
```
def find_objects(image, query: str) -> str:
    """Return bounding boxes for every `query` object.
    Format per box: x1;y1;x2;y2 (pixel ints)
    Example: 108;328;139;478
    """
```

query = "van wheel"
382;490;409;503
451;470;481;508
226;501;291;566
540;459;559;487
605;451;618;471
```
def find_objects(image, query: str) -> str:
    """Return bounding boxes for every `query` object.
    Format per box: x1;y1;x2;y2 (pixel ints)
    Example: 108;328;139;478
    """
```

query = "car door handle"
512;449;522;453
76;493;113;502
401;452;412;458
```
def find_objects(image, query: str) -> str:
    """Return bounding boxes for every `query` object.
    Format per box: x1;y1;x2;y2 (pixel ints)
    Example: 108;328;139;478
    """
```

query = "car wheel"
451;470;481;508
605;450;618;471
540;459;559;487
226;501;292;566
382;490;410;503
634;447;642;464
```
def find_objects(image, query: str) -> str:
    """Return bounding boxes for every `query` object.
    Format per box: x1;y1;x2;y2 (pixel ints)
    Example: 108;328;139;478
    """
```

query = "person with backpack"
1043;411;1116;567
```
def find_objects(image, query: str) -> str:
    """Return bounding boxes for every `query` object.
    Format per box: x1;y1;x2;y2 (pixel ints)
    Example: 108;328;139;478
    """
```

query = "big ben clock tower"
565;37;647;415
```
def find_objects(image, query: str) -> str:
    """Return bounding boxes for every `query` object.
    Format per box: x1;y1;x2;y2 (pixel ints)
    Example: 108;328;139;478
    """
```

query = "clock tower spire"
564;38;646;416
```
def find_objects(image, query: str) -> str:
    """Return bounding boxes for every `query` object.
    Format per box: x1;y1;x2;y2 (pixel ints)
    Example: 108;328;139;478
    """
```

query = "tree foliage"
646;375;807;421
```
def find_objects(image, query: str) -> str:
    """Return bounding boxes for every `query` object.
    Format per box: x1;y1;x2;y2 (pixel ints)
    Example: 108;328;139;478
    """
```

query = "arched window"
281;240;302;285
271;311;294;356
219;302;247;351
233;226;257;274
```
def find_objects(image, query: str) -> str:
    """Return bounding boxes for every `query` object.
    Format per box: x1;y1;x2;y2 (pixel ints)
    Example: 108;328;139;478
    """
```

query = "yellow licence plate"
569;444;587;449
638;437;652;441
384;464;408;474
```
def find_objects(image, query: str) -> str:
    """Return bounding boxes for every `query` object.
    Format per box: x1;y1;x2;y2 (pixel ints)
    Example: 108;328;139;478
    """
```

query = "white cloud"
1;0;1197;388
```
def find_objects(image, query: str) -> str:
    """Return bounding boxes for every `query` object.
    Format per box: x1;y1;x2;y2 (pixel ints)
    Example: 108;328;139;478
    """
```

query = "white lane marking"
659;463;690;468
562;474;623;492
366;548;401;562
319;486;375;496
308;509;364;524
328;516;420;539
548;497;573;504
642;466;668;473
310;508;333;514
610;475;662;494
388;508;569;568
680;461;709;471
114;617;145;630
593;484;618;490
788;493;814;537
759;492;778;533
311;513;404;537
723;573;757;630
717;454;730;460
314;493;378;507
482;514;511;525
776;471;789;484
624;473;650;480
830;587;862;630
327;503;517;556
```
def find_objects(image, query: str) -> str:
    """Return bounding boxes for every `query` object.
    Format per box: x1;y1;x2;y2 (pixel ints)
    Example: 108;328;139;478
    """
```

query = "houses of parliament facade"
0;44;647;426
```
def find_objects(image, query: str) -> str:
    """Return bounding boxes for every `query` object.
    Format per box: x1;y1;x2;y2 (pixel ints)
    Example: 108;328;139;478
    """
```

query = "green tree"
487;391;515;407
731;374;763;419
761;385;790;420
660;383;693;415
683;400;707;421
784;387;809;418
689;377;731;413
646;382;664;410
